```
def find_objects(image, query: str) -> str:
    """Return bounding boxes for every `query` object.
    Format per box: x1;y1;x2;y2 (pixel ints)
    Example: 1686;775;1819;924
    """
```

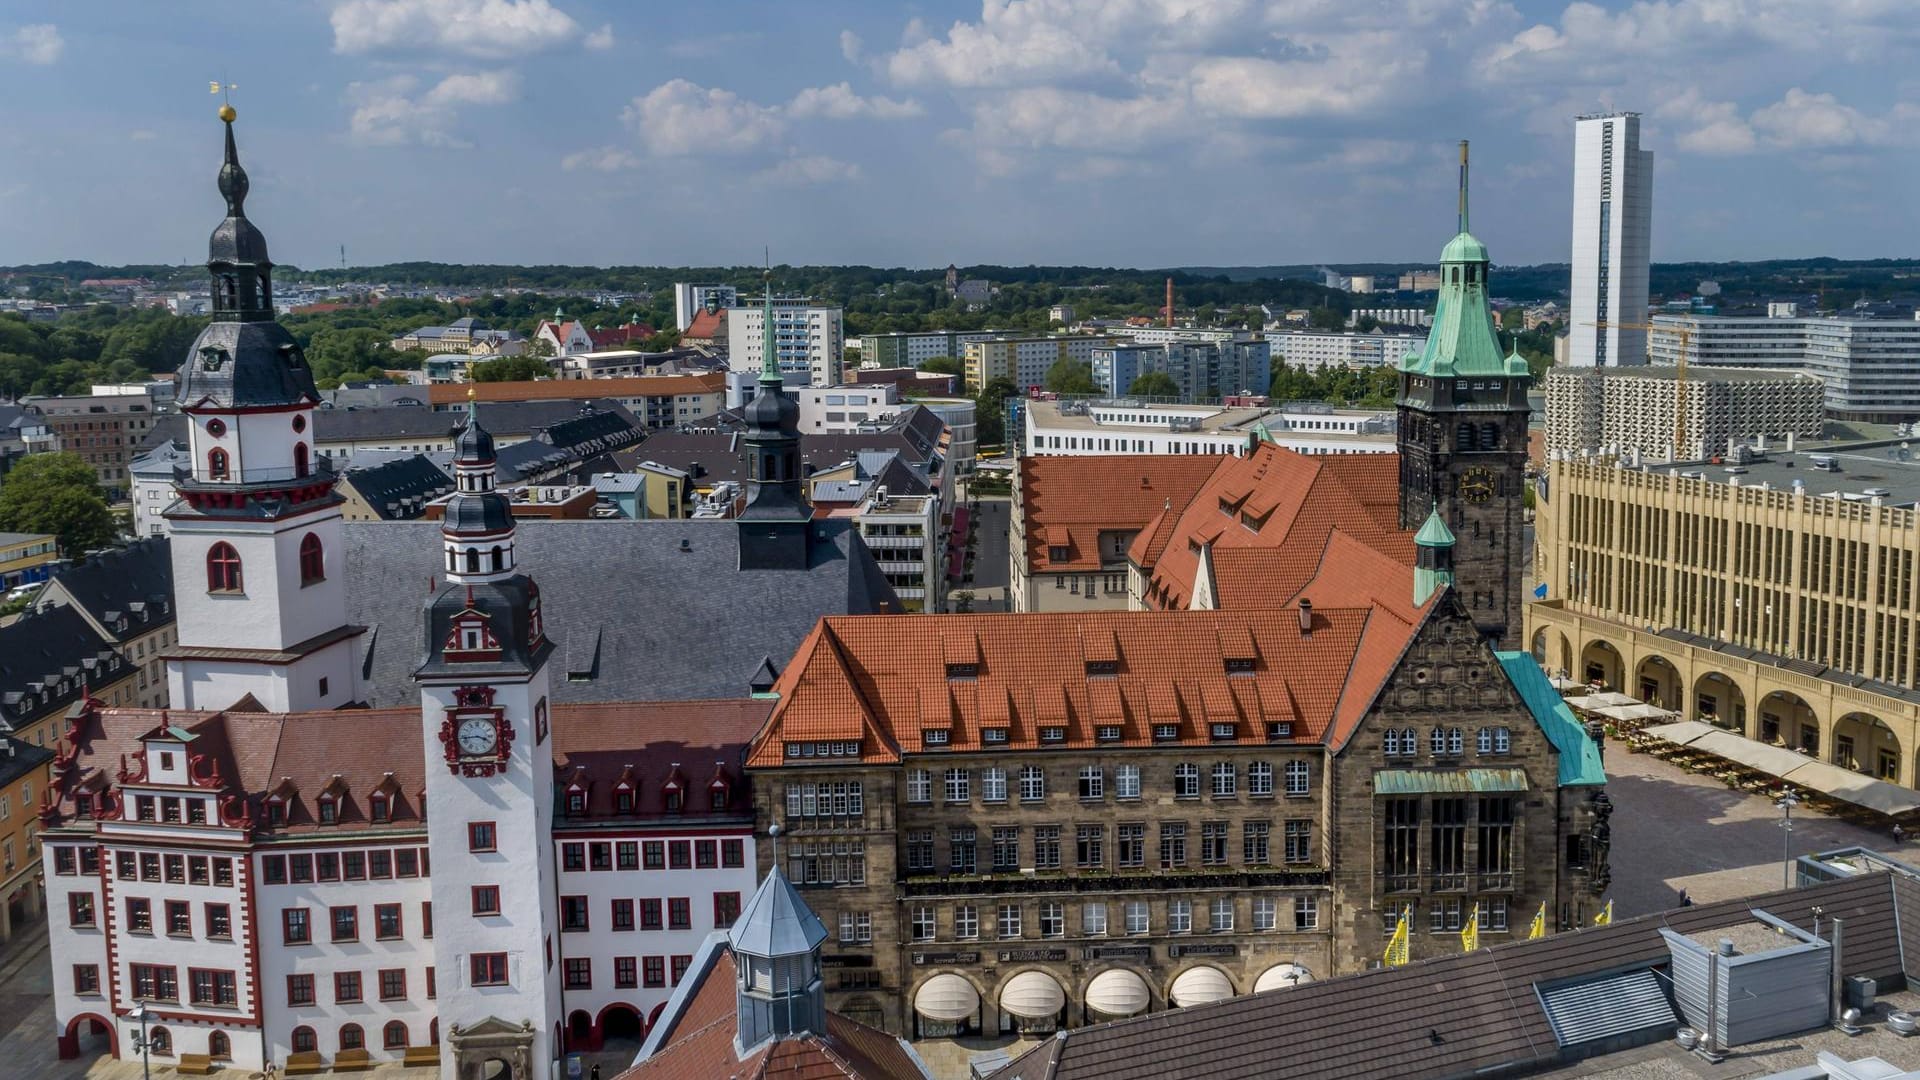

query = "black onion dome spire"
175;106;317;410
452;393;497;464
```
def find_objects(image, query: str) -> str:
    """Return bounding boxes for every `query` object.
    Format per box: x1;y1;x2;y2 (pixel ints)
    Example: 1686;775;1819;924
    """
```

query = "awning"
1084;969;1151;1017
1689;730;1814;776
1596;703;1678;723
914;974;980;1022
1254;964;1314;993
1565;691;1640;711
1169;965;1236;1008
1640;721;1920;817
999;971;1065;1019
1784;759;1920;816
1641;719;1719;746
1374;768;1530;795
1548;674;1583;692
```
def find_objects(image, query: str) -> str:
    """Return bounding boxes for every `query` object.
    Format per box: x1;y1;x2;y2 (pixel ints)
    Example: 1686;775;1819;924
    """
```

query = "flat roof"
1660;440;1920;508
0;532;54;546
1548;364;1821;384
1027;399;1392;438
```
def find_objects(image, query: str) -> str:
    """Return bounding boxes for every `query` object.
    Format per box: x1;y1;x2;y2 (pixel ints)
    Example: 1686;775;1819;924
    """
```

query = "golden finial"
211;79;238;123
467;385;477;402
218;103;236;123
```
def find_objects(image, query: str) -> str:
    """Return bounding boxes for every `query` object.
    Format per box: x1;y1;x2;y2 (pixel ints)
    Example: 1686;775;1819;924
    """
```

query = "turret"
1414;505;1456;606
729;830;829;1053
737;269;812;569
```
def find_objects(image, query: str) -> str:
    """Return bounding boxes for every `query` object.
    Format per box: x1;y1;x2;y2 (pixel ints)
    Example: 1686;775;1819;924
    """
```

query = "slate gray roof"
622;430;939;488
174;320;320;409
339;455;454;520
342;519;899;706
36;538;175;643
729;866;829;957
0;736;54;790
0;604;128;731
142;400;643;452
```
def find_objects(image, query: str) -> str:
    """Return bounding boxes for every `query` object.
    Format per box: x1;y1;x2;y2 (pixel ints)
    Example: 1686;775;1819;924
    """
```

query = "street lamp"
128;1003;151;1080
1778;791;1801;889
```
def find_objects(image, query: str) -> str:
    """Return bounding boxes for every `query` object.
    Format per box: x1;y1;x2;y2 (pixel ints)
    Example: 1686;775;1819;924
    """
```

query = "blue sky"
1;0;1915;271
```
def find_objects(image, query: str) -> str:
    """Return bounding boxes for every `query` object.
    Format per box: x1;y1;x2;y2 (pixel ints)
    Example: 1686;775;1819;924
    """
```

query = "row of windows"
559;893;741;932
556;837;746;871
1381;727;1511;756
566;954;693;990
903;820;1314;874
101;897;234;940
261;847;428;884
288;1021;418;1056
1383;896;1513;933
203;533;326;594
282;902;430;945
901;761;1310;805
126;963;238;1006
901;895;1321;942
286;968;431;1006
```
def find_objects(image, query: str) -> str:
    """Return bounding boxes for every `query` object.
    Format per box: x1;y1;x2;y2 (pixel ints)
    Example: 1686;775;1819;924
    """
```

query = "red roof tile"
428;374;723;406
684;309;726;342
1018;455;1220;573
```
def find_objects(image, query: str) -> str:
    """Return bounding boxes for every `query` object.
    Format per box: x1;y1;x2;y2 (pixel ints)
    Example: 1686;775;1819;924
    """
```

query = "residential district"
7;105;1920;1080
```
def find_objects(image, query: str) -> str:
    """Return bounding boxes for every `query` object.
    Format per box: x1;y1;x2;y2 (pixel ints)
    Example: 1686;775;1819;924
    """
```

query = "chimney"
1297;597;1313;634
1831;916;1846;1029
1786;431;1797;452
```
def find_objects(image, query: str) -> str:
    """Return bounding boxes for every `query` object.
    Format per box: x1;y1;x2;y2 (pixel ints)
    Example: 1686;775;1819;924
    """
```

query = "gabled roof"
1497;651;1606;786
1019;455;1220;574
0;604;126;729
35;538;175;642
429;374;724;406
339;455;454;520
683;307;726;341
550;699;769;818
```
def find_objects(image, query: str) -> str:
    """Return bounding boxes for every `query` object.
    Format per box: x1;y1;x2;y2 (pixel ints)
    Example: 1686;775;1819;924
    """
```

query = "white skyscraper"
1568;113;1653;366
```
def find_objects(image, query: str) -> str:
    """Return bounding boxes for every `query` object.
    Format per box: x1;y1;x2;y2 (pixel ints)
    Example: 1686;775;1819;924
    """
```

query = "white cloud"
968;86;1188;152
755;154;861;187
561;145;639;171
787;82;922;120
129;130;159;142
1665;87;1920;156
621;79;785;156
839;30;863;64
331;0;584;58
1673;97;1757;155
584;23;613;50
4;24;63;65
348;71;519;147
1751;88;1885;149
1186;44;1421;120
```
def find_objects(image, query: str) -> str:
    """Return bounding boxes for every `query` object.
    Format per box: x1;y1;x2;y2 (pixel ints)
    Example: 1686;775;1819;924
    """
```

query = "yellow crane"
1585;320;1695;460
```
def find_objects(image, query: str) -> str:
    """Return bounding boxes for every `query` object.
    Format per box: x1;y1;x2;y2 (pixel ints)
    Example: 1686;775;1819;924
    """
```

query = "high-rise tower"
1568;112;1653;366
164;106;364;712
417;396;561;1078
1396;142;1531;649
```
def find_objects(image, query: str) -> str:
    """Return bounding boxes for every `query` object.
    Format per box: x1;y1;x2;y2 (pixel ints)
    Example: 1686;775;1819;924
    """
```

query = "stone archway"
1635;654;1682;711
1833;711;1900;779
1694;672;1748;734
1579;639;1624;690
1555;631;1573;678
57;1013;115;1060
1758;689;1820;754
447;1017;534;1080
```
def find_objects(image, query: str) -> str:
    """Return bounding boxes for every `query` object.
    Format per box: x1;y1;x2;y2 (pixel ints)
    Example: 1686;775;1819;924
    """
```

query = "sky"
0;0;1916;272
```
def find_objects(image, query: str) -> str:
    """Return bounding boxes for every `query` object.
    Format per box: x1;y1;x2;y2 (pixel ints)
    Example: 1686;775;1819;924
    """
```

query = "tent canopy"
1690;729;1814;776
1641;719;1920;816
1785;759;1920;816
1085;969;1151;1017
1565;691;1641;711
1597;702;1677;722
914;974;979;1021
1642;719;1719;746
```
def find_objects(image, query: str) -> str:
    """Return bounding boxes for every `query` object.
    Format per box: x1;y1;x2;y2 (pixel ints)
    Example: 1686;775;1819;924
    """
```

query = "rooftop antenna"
1457;139;1470;235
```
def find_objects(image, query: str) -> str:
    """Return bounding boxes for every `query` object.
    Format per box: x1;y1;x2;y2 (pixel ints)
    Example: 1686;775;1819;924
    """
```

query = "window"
53;847;75;875
1018;766;1046;802
1082;902;1108;936
207;903;232;939
375;903;401;940
1078;766;1105;800
1115;765;1140;799
1036;901;1064;937
470;953;508;986
131;964;178;1001
562;896;589;931
615;957;638;988
671;955;693;985
469;821;496;852
982;768;1007;803
1295;896;1319;930
1211;762;1237;797
206;542;242;592
1124;900;1150;935
694;841;716;869
997;904;1022;939
207;447;229;480
422;901;433;938
611;898;635;931
1034;826;1061;870
383;1021;408;1051
287;974;315;1006
73;965;100;994
954;904;979;939
950;828;977;874
906;830;934;872
1253;896;1277;931
291;1027;317;1054
1210;897;1234;932
339;1024;363;1052
643;842;665;870
282;907;310;944
1174;763;1200;798
67;893;94;928
127;897;152;933
911;905;935;941
1096;725;1122;742
1485;897;1509;932
334;971;362;1003
1160;823;1187;868
1075;825;1104;868
1168;898;1193;933
668;898;691;930
669;842;691;869
643;957;666;987
714;892;741;927
565;958;592;989
1154;723;1180;742
617;841;639;870
906;769;931;803
331;906;358;942
944;768;971;803
640;899;662;930
1477;727;1511;754
148;1027;172;1056
1284;821;1312;864
1284;760;1310;796
298;534;325;585
839;910;873;944
1202;822;1229;865
992;827;1021;872
472;886;500;916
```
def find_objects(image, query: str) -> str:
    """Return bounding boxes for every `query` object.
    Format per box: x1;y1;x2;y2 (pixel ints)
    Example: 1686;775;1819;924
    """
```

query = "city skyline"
0;0;1917;269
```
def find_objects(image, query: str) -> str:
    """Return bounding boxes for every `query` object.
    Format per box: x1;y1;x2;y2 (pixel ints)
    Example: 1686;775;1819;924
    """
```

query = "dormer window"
1267;721;1294;741
664;790;683;813
983;728;1008;745
266;798;286;827
1048;545;1069;562
566;790;586;815
1225;658;1256;674
924;729;951;748
945;662;978;679
613;789;634;814
1039;726;1066;743
710;785;728;811
369;794;390;823
444;613;500;658
1085;660;1118;677
1211;722;1237;742
317;796;338;825
1096;725;1121;742
528;584;545;646
1153;724;1180;742
158;752;174;771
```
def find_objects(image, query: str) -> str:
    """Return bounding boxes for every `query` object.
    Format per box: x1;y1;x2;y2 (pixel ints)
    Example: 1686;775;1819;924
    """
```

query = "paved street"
963;496;1011;611
1605;740;1895;916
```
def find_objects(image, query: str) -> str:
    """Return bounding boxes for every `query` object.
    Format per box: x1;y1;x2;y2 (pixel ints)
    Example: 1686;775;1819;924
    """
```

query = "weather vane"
210;79;238;122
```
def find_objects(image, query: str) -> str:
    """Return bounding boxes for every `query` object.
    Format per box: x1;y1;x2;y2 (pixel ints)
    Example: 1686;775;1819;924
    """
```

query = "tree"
1127;371;1181;398
0;452;118;556
920;356;962;376
469;355;551;382
1044;359;1096;395
974;376;1018;446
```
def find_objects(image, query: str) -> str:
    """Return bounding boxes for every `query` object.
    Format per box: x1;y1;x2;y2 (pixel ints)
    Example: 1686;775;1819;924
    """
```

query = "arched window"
208;1031;231;1060
207;447;230;480
148;1026;172;1055
490;545;504;572
299;534;325;586
207;542;243;593
464;549;479;574
291;1027;316;1054
294;442;310;479
1455;423;1475;451
340;1023;364;1052
383;1021;408;1050
1480;423;1500;451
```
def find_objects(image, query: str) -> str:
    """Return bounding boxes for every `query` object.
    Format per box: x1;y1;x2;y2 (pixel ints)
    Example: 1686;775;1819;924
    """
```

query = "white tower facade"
164;109;363;713
1568;112;1653;367
418;402;563;1079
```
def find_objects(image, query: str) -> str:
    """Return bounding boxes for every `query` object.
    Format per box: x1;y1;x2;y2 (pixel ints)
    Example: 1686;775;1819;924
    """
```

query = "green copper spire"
1400;140;1524;379
760;268;781;386
1415;505;1456;548
1413;505;1456;607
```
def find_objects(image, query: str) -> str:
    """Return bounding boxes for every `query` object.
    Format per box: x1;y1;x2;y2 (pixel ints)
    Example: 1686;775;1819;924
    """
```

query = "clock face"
1458;467;1496;504
456;716;498;756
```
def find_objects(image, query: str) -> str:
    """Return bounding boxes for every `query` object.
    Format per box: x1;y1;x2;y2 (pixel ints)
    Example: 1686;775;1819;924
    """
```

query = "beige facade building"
1531;448;1920;784
964;336;1114;393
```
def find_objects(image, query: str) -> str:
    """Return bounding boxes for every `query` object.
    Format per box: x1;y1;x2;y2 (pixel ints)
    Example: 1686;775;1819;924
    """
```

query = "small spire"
1457;139;1469;235
760;261;780;385
219;105;249;219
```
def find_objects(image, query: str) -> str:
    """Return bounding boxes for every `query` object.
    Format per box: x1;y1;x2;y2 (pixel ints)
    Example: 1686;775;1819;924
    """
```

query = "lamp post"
1778;791;1800;889
128;1003;151;1080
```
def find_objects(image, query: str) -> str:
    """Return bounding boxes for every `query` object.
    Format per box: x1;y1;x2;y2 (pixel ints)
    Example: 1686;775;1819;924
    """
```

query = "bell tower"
1394;141;1530;649
418;398;561;1079
164;106;363;712
736;270;812;570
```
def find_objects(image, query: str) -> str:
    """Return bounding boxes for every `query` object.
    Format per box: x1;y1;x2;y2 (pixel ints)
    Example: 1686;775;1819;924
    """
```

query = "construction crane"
1585;319;1695;461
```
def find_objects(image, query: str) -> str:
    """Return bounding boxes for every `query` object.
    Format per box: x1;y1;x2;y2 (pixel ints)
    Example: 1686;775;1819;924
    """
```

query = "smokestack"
1166;277;1174;328
1297;597;1313;635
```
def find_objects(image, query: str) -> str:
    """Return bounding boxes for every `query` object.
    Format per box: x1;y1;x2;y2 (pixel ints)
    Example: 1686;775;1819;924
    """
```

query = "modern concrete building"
1089;337;1269;401
1543;366;1825;462
1568;112;1653;367
0;531;59;591
963;335;1115;393
1268;330;1427;371
672;283;738;332
1652;313;1920;421
1023;399;1395;459
795;384;903;434
860;331;1000;369
728;298;845;387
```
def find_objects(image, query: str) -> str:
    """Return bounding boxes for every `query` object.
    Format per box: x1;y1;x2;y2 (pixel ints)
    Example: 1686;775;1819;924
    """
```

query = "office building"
672;283;738;332
1090;337;1269;401
728;299;845;387
388;317;524;356
0;531;59;591
1023;399;1394;459
1269;330;1426;371
1652;313;1920;421
860;331;1000;369
963;336;1115;392
1568;112;1654;366
1543;365;1825;461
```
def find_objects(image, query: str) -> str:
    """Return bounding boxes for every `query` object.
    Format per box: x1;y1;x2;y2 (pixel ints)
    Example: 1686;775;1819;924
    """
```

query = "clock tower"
417;398;560;1079
1395;142;1531;649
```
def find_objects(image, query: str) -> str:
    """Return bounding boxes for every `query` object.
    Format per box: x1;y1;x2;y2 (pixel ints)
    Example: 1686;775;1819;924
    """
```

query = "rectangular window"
423;902;433;939
1116;823;1145;867
1115;766;1140;800
469;822;497;852
315;853;338;882
1082;902;1107;936
981;768;1008;803
1019;767;1046;802
68;892;95;928
470;953;508;987
642;956;666;987
950;828;977;874
369;849;391;878
330;905;358;942
695;840;717;869
140;853;160;881
54;847;75;875
1078;766;1104;800
565;958;592;990
1253;896;1277;931
289;853;313;883
287;973;316;1006
1040;902;1064;938
562;843;585;871
1477;797;1516;888
1033;826;1061;870
1284;760;1310;796
591;842;613;871
668;898;691;930
617;841;639;870
1124;901;1150;935
1160;823;1187;869
954;904;979;939
379;968;407;1001
669;841;691;870
74;964;100;995
671;955;692;985
334;971;362;1003
1076;825;1104;869
282;907;310;944
640;899;662;930
839;910;873;944
562;895;590;932
1209;897;1234;932
207;903;232;939
944;768;971;803
131;964;178;1002
906;829;934;873
997;904;1022;939
472;886;501;916
1244;821;1271;865
992;827;1021;872
1174;763;1200;798
343;851;365;880
1284;821;1312;864
1201;822;1229;865
1211;763;1237;797
612;898;635;931
906;769;931;803
1168;898;1192;934
615;957;638;989
643;842;665;870
127;897;152;933
1295;895;1320;931
911;905;935;941
721;839;744;868
714;891;741;927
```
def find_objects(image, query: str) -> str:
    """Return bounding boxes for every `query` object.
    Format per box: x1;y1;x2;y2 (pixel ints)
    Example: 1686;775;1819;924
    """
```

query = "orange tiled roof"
428;373;724;405
1019;455;1221;573
745;605;1427;768
684;308;726;341
1142;442;1410;610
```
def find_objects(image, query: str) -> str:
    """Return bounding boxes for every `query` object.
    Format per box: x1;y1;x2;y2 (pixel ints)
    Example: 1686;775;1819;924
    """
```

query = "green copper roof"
759;275;781;385
1375;768;1529;795
1496;650;1607;787
1400;230;1513;379
1441;231;1488;263
1414;507;1455;547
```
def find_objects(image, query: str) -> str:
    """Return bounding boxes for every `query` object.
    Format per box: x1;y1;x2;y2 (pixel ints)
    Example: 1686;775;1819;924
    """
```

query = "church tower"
1395;141;1530;649
417;397;562;1079
164;106;364;712
736;271;812;570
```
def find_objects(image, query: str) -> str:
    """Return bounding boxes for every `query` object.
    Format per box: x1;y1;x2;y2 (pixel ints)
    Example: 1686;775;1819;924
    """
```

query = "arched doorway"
1531;628;1548;665
1635;655;1682;711
997;970;1066;1035
1579;640;1623;689
1693;672;1748;734
481;1060;514;1080
1758;690;1819;753
1832;711;1898;778
567;1010;591;1048
58;1013;115;1060
597;1003;644;1058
